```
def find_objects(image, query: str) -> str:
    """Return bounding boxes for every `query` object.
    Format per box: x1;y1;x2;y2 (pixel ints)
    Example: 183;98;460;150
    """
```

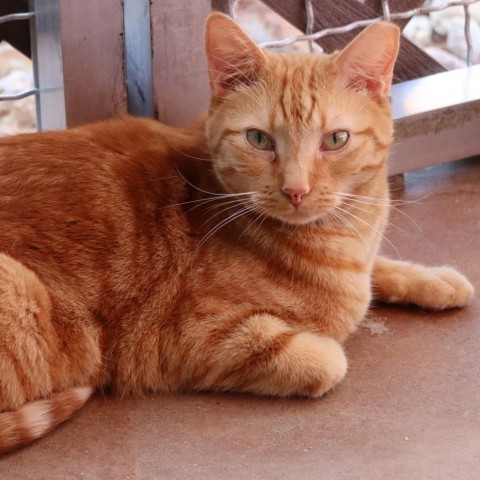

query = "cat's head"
204;13;399;226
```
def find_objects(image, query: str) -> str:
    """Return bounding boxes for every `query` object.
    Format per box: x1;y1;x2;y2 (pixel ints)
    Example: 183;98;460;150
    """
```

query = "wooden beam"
58;0;127;127
211;0;230;13
389;65;480;174
364;0;424;29
151;0;211;127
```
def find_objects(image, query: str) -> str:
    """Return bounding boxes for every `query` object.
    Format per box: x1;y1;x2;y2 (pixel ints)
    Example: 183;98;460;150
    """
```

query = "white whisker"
240;207;267;241
192;205;258;261
169;145;212;162
173;161;256;198
339;191;430;206
201;199;258;227
161;195;230;210
335;205;401;259
328;208;358;233
343;201;406;234
338;192;423;231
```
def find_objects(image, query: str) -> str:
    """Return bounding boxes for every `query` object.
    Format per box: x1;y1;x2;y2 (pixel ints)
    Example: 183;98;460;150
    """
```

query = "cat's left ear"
205;12;266;98
335;22;400;98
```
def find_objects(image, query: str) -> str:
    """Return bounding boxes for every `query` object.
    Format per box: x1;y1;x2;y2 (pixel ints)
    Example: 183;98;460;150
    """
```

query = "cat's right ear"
334;22;400;98
205;12;266;98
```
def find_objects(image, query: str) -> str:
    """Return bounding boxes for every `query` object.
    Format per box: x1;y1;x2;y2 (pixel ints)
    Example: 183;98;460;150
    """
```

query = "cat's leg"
0;253;100;451
188;313;347;398
372;256;474;310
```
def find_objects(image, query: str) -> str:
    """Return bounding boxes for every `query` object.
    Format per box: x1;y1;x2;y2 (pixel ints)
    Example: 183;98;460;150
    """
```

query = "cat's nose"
282;186;310;207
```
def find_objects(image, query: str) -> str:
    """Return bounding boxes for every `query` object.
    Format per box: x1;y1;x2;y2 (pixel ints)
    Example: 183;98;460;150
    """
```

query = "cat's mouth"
251;191;341;226
279;208;321;225
267;201;339;226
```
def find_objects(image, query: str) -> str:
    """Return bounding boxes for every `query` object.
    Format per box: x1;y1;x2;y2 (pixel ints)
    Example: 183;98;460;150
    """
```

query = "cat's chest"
191;243;372;338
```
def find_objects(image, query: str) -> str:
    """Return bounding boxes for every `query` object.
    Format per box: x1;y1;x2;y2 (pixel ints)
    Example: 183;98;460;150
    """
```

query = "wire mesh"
0;11;37;103
255;0;478;68
0;1;477;109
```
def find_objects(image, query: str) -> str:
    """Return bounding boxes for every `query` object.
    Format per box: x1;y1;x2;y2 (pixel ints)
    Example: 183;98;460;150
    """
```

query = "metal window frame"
29;0;66;131
0;2;68;131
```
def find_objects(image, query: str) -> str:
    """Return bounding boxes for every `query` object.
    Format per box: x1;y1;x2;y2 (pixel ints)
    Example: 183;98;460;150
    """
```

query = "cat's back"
0;116;189;213
0;117;193;293
0;116;175;187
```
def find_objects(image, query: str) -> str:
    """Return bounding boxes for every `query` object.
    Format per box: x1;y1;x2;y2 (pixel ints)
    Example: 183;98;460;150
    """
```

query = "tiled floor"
1;158;479;479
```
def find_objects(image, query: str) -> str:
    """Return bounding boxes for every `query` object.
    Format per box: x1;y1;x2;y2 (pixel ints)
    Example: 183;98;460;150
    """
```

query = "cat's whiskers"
387;205;423;232
239;205;268;241
326;212;350;232
334;205;401;259
201;198;258;227
192;204;258;261
338;191;430;206
201;195;255;214
169;145;212;162
325;208;359;234
173;161;256;198
161;193;250;211
183;197;228;215
338;192;423;231
341;200;407;235
337;193;390;206
183;194;251;215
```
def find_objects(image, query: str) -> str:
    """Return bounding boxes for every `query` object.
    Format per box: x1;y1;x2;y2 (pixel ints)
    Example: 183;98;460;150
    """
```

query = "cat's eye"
322;130;350;151
246;129;274;151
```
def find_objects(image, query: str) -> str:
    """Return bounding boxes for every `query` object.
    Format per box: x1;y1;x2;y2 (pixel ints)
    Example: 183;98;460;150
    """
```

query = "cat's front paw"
374;257;475;311
420;266;474;310
394;266;474;311
287;333;348;398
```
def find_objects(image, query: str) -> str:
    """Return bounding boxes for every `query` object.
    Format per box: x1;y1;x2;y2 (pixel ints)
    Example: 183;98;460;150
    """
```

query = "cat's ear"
335;22;400;98
205;12;266;97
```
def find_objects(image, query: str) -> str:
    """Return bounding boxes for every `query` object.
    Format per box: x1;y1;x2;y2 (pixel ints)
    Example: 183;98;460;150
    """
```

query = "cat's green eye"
322;130;350;151
246;129;274;151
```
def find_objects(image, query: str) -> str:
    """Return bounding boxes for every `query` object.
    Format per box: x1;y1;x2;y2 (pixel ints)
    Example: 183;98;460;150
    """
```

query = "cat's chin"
272;210;325;227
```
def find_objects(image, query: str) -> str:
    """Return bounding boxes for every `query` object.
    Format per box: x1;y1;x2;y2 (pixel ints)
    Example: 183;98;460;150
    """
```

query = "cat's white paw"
400;266;474;311
425;266;475;309
285;333;347;398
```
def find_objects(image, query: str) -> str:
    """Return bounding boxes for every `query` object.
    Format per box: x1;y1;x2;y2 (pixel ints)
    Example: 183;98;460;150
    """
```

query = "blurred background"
0;0;479;136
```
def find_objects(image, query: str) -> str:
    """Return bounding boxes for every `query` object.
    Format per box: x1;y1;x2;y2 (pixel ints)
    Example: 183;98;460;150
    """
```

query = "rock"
0;42;36;136
403;15;433;48
429;0;480;37
446;17;480;63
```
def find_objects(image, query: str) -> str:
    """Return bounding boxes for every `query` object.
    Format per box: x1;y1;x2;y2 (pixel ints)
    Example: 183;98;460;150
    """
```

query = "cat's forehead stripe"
275;58;322;128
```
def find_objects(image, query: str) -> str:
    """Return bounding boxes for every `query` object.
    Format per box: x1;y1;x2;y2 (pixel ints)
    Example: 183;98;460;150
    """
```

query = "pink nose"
282;186;310;207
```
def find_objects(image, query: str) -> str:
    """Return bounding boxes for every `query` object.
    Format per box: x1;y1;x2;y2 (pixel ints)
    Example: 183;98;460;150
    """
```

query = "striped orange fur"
0;388;92;453
0;13;473;453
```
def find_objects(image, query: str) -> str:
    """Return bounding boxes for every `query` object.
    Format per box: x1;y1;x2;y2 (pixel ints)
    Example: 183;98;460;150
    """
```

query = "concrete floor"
1;158;479;479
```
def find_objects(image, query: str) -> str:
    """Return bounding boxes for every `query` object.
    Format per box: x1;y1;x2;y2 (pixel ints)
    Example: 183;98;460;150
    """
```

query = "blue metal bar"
123;0;154;117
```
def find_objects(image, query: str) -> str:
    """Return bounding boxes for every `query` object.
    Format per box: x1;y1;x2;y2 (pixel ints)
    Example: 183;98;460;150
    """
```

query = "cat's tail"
0;386;93;454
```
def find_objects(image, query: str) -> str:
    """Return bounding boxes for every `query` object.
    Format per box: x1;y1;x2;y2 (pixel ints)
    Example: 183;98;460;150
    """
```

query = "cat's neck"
160;115;209;167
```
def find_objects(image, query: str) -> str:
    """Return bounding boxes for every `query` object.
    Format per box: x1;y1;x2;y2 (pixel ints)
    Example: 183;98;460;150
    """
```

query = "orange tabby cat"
0;13;474;453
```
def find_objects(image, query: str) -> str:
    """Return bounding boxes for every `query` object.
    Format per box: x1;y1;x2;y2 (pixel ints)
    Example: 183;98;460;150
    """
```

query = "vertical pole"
30;0;66;131
123;0;154;117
